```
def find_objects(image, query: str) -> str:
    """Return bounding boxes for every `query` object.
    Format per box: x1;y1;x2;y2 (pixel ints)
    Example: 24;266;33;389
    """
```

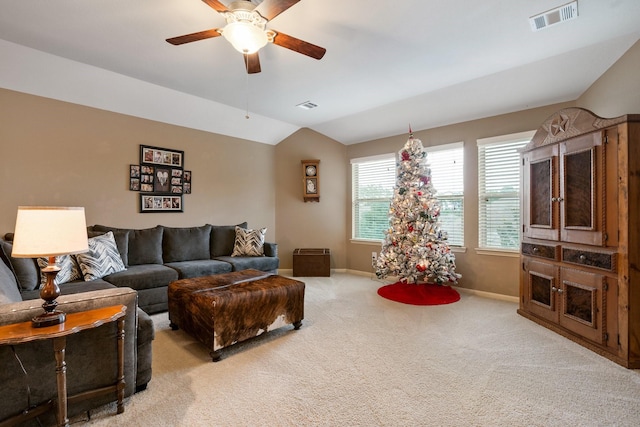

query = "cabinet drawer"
562;247;616;271
521;242;559;260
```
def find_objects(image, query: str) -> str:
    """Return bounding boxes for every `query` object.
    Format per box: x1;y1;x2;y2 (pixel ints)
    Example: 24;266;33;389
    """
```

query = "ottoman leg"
293;320;302;330
210;350;222;362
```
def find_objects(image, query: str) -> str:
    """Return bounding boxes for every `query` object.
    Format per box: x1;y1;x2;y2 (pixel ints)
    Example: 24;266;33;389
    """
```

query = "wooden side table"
0;305;127;427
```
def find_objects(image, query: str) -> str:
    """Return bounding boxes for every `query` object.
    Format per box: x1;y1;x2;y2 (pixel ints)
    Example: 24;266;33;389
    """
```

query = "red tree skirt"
378;281;460;305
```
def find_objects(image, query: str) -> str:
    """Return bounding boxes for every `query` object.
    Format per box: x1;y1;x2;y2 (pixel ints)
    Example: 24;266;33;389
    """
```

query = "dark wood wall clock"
301;159;320;202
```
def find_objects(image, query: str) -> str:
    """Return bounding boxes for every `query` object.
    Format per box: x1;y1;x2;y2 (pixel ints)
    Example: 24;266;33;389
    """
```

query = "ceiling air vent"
297;101;318;110
530;1;578;32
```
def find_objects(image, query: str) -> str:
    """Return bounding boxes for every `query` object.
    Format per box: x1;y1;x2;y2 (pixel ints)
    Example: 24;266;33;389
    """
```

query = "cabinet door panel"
522;257;559;323
523;145;559;240
559;267;607;344
560;132;605;245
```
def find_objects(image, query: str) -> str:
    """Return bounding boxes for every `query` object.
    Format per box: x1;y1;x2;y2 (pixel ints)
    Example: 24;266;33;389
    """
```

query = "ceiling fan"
166;0;326;74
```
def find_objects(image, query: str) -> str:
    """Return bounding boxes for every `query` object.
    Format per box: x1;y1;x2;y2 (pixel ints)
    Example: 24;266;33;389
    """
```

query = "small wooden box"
293;248;330;277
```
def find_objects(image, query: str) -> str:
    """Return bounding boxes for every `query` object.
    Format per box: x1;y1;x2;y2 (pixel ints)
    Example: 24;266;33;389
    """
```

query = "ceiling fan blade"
201;0;229;13
272;31;326;60
257;0;300;21
244;53;261;74
166;29;222;45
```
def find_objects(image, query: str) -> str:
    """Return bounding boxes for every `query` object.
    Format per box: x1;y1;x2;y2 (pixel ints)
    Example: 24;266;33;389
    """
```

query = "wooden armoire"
518;107;640;368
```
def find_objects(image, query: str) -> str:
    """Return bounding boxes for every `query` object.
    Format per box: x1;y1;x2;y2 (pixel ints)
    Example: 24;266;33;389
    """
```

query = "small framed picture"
140;145;184;168
140;194;183;213
184;170;192;194
130;164;140;178
153;167;172;193
130;178;140;191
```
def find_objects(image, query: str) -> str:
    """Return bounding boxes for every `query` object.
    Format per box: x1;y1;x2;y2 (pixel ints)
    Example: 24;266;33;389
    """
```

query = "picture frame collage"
130;145;192;212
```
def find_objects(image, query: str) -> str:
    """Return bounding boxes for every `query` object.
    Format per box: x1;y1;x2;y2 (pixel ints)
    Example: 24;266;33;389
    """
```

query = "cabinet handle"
551;197;557;202
579;254;586;262
533;247;539;252
552;287;558;292
557;197;564;202
557;288;564;294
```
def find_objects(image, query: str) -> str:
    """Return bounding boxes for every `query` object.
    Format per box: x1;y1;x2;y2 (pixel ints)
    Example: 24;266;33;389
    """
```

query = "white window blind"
351;154;396;240
477;131;534;250
425;142;464;246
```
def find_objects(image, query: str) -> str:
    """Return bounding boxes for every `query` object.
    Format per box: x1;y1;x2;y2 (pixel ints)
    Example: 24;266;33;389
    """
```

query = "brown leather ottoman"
168;269;305;361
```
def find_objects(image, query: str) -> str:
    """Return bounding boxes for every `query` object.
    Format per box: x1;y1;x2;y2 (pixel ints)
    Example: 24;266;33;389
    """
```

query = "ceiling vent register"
530;1;578;32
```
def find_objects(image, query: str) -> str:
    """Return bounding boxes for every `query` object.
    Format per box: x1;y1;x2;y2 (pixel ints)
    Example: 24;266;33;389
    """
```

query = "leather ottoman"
168;269;305;361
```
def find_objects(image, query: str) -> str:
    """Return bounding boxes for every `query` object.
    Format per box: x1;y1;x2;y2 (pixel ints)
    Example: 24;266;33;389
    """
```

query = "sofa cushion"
93;225;163;266
37;255;83;286
214;255;279;273
0;239;40;291
104;264;178;291
209;222;247;257
0;257;22;303
76;232;127;281
88;229;130;267
162;225;212;263
165;259;232;279
231;226;266;257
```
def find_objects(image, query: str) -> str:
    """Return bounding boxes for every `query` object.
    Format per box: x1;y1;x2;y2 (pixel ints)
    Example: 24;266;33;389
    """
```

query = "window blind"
477;132;533;250
351;155;396;240
426;142;464;246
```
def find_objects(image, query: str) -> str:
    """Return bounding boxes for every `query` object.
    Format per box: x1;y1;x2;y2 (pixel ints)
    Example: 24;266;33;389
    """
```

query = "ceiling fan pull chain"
245;70;250;119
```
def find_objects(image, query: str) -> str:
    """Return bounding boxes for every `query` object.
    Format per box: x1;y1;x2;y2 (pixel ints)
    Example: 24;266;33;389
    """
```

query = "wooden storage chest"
293;248;330;277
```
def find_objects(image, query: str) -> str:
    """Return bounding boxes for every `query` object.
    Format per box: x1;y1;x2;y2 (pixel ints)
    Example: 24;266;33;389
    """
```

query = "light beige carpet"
82;273;640;426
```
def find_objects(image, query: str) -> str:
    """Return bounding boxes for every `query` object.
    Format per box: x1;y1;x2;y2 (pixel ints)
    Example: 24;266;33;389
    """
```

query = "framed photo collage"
130;145;192;212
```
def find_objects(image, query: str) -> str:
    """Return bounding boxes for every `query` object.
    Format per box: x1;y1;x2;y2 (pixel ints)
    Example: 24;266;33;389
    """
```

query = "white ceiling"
0;0;639;145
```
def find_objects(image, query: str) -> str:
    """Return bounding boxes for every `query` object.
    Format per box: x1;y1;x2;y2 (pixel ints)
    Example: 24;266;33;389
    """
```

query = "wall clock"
301;159;320;202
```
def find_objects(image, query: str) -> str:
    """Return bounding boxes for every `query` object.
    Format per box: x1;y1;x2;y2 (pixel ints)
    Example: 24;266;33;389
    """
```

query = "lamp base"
32;310;66;328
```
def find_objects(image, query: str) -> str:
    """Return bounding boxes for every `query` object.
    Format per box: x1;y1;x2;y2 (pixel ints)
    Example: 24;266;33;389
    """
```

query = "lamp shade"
11;206;89;258
222;22;268;54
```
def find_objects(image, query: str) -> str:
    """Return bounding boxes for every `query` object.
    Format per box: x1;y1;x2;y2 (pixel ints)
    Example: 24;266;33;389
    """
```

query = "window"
477;131;535;250
351;154;396;240
425;142;464;246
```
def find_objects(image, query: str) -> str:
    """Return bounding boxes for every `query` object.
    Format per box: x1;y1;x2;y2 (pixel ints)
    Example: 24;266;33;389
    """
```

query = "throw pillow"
231;226;266;257
76;231;126;281
0;256;22;303
0;239;40;291
37;255;83;287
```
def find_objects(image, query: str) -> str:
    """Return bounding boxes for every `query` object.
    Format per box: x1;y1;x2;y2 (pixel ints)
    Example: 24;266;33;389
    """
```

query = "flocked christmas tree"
375;132;461;285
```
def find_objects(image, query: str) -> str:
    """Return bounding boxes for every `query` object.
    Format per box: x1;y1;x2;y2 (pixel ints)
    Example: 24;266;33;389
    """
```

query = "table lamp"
11;206;89;328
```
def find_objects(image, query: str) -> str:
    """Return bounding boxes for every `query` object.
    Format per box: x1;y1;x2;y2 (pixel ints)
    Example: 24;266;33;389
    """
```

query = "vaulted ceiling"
0;0;638;145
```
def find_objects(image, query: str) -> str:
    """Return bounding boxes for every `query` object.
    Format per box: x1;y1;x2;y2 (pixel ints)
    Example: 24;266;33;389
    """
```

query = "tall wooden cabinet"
518;108;640;368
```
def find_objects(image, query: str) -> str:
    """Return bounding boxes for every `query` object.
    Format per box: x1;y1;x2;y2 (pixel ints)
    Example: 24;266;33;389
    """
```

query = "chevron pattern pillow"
231;226;266;257
76;231;126;281
37;255;83;287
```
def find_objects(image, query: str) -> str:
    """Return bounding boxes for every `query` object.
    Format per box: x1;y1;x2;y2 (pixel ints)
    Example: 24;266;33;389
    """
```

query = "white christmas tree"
375;133;461;284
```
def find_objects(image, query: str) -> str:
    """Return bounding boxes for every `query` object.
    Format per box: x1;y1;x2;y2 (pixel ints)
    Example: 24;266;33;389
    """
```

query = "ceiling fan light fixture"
222;21;268;54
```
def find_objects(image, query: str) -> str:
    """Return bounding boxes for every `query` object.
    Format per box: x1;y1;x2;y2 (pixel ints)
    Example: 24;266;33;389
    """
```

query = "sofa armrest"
264;242;278;258
0;287;138;326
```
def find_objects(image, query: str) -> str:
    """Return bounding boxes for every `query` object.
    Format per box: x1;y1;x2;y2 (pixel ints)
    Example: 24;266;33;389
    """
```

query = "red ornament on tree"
401;150;410;161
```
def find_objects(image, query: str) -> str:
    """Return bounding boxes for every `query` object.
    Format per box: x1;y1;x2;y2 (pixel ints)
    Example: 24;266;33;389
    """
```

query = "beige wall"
577;39;640;116
0;88;277;240
274;128;347;269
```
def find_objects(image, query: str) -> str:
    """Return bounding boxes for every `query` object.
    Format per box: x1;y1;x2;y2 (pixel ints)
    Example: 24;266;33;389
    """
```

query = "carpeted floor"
81;273;640;426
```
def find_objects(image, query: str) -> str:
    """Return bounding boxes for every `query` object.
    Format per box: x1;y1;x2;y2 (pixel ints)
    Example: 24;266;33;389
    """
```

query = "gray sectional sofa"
2;222;279;314
88;222;279;313
0;221;278;425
